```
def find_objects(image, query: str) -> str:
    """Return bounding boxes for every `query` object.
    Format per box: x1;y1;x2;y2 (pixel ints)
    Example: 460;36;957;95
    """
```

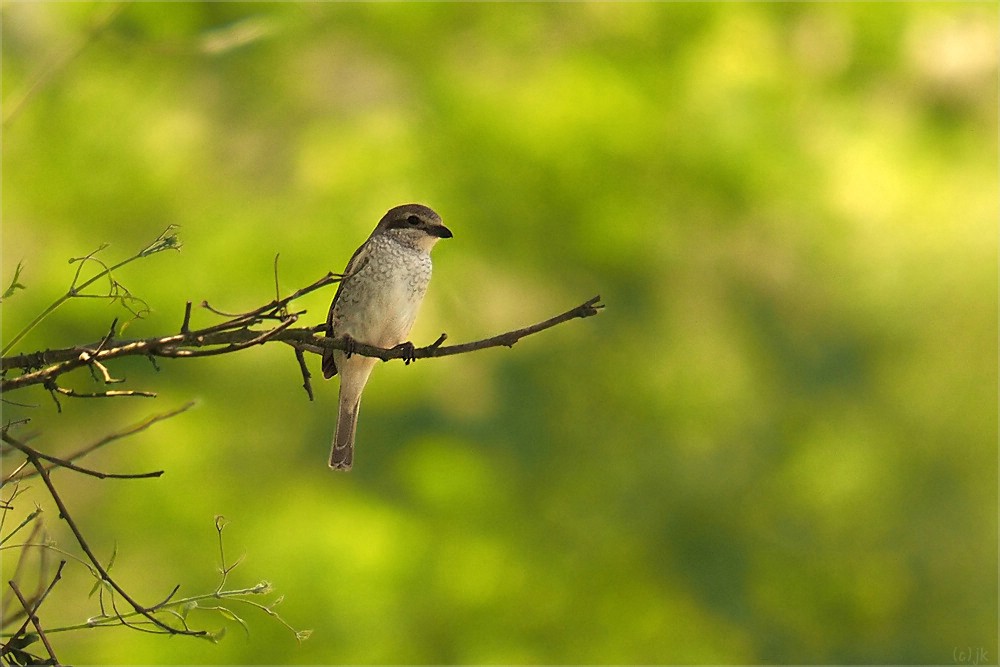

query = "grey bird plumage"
323;204;452;470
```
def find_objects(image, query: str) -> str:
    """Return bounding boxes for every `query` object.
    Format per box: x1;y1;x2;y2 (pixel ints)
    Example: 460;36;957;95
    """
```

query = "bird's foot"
342;334;357;359
392;341;417;365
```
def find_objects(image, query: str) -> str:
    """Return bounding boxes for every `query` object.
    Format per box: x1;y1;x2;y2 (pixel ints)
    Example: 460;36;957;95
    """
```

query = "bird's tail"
330;396;359;470
329;355;376;471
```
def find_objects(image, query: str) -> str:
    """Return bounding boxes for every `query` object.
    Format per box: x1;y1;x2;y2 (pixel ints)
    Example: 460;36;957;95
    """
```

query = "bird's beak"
431;224;453;239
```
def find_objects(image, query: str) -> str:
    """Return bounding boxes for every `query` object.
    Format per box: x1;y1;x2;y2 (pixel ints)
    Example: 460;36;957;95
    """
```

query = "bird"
322;204;452;470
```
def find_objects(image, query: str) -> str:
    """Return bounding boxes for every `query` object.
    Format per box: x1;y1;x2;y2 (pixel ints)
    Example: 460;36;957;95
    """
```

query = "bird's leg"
342;334;357;359
391;341;417;365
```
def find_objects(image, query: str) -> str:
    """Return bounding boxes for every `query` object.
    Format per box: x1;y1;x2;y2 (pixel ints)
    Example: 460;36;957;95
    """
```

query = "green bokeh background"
2;2;996;664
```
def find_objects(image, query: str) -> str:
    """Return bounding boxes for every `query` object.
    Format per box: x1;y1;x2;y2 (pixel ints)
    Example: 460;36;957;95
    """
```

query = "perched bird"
323;204;452;470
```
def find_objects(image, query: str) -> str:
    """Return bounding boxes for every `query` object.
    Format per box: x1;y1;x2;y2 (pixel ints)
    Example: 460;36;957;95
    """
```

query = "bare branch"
88;358;123;384
47;384;156;400
180;301;193;334
155;314;299;359
2;281;603;395
2;561;65;663
294;348;314;401
1;225;180;356
10;442;163;481
340;294;606;362
0;508;50;631
6;402;193;484
0;434;205;638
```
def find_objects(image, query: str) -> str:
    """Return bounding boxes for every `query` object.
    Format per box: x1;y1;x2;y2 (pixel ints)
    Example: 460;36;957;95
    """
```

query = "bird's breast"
331;239;432;348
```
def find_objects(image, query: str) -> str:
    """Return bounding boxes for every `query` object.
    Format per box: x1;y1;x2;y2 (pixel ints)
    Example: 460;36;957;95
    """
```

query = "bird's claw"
392;341;417;365
342;334;357;359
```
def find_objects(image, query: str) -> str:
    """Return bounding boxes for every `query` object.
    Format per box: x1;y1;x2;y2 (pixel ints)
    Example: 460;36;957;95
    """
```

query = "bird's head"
376;203;453;252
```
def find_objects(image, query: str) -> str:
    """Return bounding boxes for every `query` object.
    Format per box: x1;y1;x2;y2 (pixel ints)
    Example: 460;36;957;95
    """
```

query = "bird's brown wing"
322;242;373;379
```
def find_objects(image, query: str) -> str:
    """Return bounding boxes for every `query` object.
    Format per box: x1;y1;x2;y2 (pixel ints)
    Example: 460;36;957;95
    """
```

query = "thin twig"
2;224;180;356
18;517;307;642
156;315;298;359
48;384;156;400
273;254;283;312
88;358;123;384
8;402;194;483
1;431;159;488
2;561;66;663
92;318;120;356
294;348;314;401
0;520;45;627
10;441;163;481
46;387;63;413
0;501;41;546
180;301;193;334
0;459;29;486
322;295;605;362
199;301;246;318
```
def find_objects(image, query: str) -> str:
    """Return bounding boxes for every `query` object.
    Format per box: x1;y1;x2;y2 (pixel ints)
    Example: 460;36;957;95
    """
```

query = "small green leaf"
198;626;226;644
88;575;115;599
6;633;39;650
180;600;199;620
140;225;182;256
2;259;27;300
216;606;241;623
204;605;249;637
106;542;118;572
0;505;43;546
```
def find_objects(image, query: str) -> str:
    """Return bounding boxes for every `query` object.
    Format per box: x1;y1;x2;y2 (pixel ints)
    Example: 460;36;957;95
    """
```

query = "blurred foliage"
1;2;996;664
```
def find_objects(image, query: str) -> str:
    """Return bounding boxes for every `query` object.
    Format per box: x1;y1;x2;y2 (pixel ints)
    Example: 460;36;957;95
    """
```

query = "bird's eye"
406;215;421;226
